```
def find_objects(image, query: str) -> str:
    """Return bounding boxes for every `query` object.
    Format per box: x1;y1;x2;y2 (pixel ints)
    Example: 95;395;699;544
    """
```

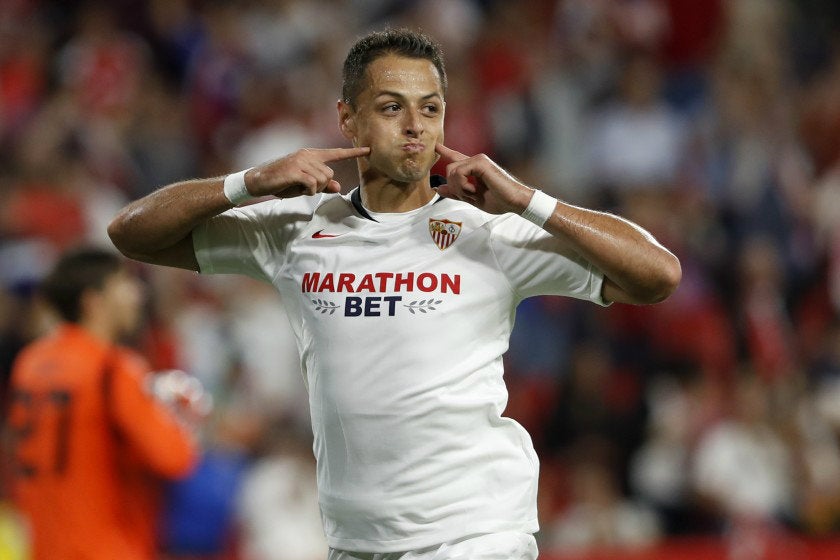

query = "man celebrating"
109;28;680;560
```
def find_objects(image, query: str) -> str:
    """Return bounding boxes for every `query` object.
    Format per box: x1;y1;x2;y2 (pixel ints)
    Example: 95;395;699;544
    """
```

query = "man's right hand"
244;146;370;198
108;146;370;272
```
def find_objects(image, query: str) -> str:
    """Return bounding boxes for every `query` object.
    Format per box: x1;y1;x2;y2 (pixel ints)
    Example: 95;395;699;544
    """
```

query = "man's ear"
337;100;356;143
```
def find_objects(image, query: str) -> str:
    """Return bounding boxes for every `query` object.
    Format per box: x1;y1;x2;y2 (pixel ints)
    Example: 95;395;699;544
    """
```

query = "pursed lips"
402;143;425;153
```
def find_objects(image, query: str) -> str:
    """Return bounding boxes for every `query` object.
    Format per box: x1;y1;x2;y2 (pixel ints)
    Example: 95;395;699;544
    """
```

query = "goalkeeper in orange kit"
6;248;208;560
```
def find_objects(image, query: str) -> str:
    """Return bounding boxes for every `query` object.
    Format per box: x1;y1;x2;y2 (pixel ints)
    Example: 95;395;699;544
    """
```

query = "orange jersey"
7;324;199;560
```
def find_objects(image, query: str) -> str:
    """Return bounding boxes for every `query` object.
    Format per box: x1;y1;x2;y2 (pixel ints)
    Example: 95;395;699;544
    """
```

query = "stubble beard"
391;152;434;184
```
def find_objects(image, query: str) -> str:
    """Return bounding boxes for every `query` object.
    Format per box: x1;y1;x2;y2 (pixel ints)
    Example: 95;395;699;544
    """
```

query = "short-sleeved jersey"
193;189;608;552
7;324;199;560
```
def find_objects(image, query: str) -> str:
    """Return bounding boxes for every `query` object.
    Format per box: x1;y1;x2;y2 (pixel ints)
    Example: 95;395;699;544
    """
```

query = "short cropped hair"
40;248;123;323
342;28;447;108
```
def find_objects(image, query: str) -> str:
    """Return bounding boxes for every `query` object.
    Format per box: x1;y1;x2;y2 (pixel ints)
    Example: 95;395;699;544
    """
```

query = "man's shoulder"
236;192;352;223
10;337;50;377
13;326;90;365
11;326;115;384
109;346;151;376
429;198;523;232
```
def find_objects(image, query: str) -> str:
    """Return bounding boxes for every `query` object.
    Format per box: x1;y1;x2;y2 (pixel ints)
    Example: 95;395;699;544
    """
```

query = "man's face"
339;55;445;184
101;268;144;338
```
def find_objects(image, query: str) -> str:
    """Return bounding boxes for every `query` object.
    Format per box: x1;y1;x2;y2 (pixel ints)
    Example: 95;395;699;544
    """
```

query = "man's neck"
360;174;436;213
80;315;116;345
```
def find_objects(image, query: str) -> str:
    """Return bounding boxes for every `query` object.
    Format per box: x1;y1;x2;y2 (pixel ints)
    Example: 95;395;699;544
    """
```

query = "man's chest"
277;215;510;322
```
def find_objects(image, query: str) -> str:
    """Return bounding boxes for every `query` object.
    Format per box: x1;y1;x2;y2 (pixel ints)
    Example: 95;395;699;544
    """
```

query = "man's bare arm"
108;147;370;270
434;143;681;305
541;204;681;304
108;178;228;270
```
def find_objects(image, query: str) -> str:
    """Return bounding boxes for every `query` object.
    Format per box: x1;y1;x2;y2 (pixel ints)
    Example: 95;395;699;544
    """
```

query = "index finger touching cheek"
317;146;371;163
435;143;468;163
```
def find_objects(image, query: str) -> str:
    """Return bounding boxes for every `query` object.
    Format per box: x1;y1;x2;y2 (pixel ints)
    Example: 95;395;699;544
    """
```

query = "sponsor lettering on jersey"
301;272;460;294
302;272;459;317
429;219;462;250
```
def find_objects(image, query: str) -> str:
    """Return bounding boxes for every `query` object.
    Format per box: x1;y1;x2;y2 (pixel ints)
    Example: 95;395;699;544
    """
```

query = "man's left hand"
434;144;534;215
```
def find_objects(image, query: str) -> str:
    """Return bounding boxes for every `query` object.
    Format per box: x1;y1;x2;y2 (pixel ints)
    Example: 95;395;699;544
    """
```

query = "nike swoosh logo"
312;229;344;239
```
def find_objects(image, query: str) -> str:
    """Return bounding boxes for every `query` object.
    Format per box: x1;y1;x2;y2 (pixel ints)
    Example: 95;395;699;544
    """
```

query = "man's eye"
424;105;440;114
383;104;400;113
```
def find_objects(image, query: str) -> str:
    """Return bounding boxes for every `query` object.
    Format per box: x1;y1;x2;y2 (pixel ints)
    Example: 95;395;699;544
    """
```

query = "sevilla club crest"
428;218;462;250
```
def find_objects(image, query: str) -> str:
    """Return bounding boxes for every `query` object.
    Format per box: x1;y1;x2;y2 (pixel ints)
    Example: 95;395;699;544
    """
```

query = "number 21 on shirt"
8;388;74;478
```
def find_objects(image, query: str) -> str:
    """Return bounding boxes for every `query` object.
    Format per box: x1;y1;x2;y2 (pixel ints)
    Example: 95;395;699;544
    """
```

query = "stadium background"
2;0;840;558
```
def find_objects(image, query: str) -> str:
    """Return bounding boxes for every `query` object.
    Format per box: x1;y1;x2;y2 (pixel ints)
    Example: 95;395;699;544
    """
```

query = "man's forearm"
109;146;370;266
543;200;681;304
108;178;231;262
433;143;681;305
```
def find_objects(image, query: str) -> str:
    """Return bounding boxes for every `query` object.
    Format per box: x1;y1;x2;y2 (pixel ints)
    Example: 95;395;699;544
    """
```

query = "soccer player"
6;248;203;560
108;29;681;560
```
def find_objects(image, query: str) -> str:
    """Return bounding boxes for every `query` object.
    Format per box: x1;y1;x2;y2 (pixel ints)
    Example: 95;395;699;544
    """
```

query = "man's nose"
403;108;423;136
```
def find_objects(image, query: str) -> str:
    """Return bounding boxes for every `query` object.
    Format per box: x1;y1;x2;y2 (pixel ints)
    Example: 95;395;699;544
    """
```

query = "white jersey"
193;186;609;553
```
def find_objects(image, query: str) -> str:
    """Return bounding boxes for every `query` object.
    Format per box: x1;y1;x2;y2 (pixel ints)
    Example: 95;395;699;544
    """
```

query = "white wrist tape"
520;190;557;227
223;168;255;205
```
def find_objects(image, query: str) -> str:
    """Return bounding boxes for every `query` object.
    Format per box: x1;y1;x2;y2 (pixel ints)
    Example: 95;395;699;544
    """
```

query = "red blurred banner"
543;536;840;560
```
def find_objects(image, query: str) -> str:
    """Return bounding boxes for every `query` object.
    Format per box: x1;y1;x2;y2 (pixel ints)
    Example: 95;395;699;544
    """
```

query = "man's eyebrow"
374;91;443;101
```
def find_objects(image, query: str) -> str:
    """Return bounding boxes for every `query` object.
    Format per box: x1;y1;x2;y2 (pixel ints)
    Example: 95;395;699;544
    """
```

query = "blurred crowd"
2;0;840;558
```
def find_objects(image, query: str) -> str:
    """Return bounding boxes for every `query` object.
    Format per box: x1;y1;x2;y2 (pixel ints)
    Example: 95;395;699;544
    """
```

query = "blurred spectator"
629;371;719;535
736;235;797;382
1;164;86;252
810;163;840;312
543;339;645;461
659;0;723;110
588;51;688;191
238;0;349;75
51;3;153;190
789;372;840;535
470;1;542;167
0;11;48;155
236;417;326;560
546;452;661;553
127;77;199;197
184;2;251;164
56;3;150;120
231;72;324;171
224;280;309;423
159;444;248;559
691;372;794;526
143;0;205;86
